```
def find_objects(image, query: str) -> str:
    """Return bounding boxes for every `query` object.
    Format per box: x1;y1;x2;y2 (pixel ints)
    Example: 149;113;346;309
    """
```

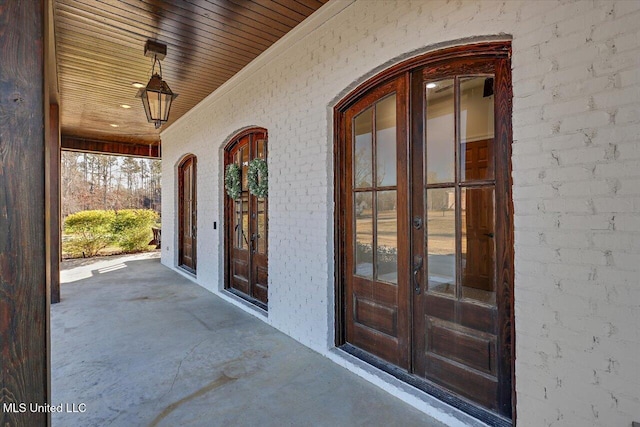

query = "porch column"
0;1;50;426
48;103;61;304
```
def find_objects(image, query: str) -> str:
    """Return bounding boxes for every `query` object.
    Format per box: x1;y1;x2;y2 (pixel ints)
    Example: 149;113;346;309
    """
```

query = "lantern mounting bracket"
144;39;166;60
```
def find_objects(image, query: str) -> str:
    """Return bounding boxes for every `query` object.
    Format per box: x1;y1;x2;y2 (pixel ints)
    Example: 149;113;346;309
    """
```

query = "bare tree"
61;152;162;218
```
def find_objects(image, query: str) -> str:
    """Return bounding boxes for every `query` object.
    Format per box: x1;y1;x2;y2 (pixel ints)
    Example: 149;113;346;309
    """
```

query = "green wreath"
248;158;268;198
224;163;241;200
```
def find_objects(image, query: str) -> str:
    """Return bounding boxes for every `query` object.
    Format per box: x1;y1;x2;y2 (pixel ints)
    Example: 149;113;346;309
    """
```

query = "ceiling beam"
61;135;160;158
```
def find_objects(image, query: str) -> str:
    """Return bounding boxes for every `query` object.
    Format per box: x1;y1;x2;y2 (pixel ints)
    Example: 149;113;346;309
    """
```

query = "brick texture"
161;1;640;425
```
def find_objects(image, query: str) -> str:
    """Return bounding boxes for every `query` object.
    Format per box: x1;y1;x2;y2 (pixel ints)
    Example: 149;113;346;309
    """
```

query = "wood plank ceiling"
53;0;328;148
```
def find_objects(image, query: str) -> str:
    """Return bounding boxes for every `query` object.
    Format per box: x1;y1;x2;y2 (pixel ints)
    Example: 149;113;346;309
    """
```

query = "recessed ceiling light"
120;104;132;109
426;83;437;89
110;124;119;128
131;82;145;89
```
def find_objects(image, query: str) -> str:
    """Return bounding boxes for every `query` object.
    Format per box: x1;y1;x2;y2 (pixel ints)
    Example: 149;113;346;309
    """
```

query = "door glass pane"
241;147;249;190
241;193;249;250
354;192;373;278
234;200;242;248
376;95;397;187
184;169;191;235
460;77;495;181
426;79;455;184
354;107;373;188
257;139;266;160
257;198;266;254
376;190;397;283
184;198;190;238
426;188;455;297
461;187;496;305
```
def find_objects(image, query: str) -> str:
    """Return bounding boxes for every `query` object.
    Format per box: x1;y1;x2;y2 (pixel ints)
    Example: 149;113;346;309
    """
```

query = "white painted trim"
218;290;269;320
325;348;490;427
172;265;198;284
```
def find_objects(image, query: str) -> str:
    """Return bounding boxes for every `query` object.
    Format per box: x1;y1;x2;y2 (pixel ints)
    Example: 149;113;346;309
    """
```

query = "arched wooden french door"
178;155;197;273
335;42;514;425
224;128;268;309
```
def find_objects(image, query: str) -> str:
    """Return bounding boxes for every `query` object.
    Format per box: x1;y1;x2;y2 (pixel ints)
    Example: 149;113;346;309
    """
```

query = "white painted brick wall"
161;1;640;425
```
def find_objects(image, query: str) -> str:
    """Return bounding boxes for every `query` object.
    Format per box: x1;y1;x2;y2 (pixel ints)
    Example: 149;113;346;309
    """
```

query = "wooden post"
49;103;61;304
0;1;49;426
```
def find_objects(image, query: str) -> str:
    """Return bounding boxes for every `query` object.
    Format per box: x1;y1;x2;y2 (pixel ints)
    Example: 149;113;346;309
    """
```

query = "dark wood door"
338;45;513;423
342;77;409;367
411;60;512;417
225;130;268;308
179;155;197;272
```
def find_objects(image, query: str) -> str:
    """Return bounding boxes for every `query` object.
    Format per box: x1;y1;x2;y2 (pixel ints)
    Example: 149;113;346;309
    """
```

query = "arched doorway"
224;128;268;309
178;155;197;273
335;42;514;424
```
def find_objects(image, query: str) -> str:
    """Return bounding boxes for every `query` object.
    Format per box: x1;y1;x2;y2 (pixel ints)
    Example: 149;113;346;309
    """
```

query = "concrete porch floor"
52;253;447;427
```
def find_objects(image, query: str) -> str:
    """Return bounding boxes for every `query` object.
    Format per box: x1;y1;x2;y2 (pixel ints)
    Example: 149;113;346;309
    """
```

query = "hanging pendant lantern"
137;40;178;129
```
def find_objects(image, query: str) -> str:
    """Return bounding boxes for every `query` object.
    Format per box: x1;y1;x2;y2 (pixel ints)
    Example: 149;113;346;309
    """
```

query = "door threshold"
224;288;268;312
178;265;196;276
339;344;512;427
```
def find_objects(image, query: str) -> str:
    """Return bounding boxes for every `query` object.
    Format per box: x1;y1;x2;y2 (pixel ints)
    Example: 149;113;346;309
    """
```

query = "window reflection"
376;95;397;187
461;187;496;305
241;146;249;190
354;192;373;278
241;194;249;250
460;77;494;181
376;190;397;283
353;94;398;284
427;188;455;297
426;79;455;184
257;198;266;254
256;139;266;160
354;108;373;188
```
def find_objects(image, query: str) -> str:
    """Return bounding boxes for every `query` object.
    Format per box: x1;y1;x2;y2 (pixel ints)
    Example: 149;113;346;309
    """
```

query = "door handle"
413;256;423;294
413;216;423;229
483;232;494;238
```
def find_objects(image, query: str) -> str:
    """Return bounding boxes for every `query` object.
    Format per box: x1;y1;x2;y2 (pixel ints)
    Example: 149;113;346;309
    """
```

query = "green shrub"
63;209;160;258
63;210;116;257
112;209;159;252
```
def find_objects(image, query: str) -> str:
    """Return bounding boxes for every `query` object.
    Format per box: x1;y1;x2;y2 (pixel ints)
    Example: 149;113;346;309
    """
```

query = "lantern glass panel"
160;92;171;120
140;92;152;121
148;91;161;121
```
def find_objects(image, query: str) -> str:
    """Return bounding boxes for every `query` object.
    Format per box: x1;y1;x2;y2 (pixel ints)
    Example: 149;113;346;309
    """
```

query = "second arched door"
224;128;268;309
